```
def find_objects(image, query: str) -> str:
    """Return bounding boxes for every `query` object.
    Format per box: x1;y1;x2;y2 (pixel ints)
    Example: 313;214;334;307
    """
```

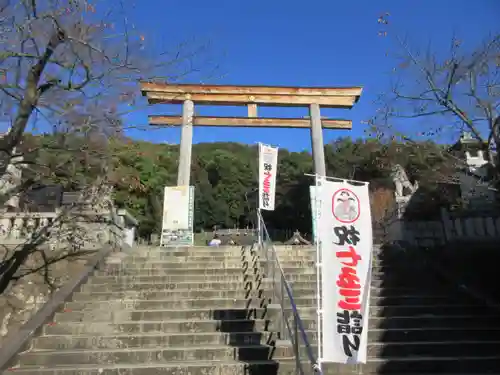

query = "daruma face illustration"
332;189;360;223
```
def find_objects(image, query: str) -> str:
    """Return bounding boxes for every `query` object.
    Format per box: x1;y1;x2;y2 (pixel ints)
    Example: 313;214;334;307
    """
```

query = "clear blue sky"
123;0;499;152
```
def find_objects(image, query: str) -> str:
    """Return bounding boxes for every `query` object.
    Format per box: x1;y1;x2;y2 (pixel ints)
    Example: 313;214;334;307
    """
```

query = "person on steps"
208;234;222;247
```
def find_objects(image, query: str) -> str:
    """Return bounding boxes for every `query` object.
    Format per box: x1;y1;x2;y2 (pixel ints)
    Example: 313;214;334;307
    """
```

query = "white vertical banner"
258;143;278;211
160;186;194;247
309;186;318;244
317;177;373;364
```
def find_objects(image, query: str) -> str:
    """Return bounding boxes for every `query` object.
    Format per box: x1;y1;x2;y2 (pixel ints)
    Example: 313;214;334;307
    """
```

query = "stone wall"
0;208;136;345
0;245;98;346
385;210;500;247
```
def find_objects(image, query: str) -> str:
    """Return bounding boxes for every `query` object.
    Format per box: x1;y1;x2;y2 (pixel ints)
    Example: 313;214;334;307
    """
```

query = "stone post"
309;103;326;177
177;100;194;186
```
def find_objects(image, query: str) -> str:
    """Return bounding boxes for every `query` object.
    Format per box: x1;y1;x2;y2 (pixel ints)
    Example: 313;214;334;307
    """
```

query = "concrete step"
72;285;460;303
45;314;500;337
54;306;315;322
43;319;286;335
12;358;500;375
89;274;249;283
369;278;446;288
17;345;294;366
130;249;250;258
255;267;318;275
367;287;463;298
78;284;269;296
367;341;500;358
81;280;262;290
368;304;487;317
61;297;483;321
123;254;316;263
65;292;475;311
68;295;283;308
78;285;311;299
259;260;316;268
80;280;473;304
370;315;500;330
89;273;317;283
82;279;267;291
138;246;245;252
255;341;500;360
333;356;500;374
34;328;500;352
57;302;489;323
28;341;500;367
369;295;478;306
119;254;250;260
32;331;281;350
64;299;275;311
105;262;247;269
278;268;441;279
258;273;317;282
54;307;285;321
370;265;423;273
368;327;500;343
5;360;304;375
289;287;465;301
94;268;246;276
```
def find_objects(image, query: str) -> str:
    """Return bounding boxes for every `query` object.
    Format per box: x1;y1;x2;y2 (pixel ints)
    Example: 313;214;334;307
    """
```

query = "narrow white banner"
309;186;318;244
160;186;194;247
258;143;278;211
317;178;373;364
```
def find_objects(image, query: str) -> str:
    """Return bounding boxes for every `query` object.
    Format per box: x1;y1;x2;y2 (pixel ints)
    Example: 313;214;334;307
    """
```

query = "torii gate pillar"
177;100;194;186
309;103;326;177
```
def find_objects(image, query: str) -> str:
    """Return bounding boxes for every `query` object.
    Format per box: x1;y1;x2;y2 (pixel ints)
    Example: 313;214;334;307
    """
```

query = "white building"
450;132;497;208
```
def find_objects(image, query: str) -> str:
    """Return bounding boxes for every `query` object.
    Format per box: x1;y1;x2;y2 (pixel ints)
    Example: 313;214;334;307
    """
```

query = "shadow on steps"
207;245;291;375
372;244;500;375
426;240;500;305
211;307;284;375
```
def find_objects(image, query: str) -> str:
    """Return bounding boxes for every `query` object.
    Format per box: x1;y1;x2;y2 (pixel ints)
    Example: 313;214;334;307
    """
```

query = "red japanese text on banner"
258;143;278;211
317;178;373;364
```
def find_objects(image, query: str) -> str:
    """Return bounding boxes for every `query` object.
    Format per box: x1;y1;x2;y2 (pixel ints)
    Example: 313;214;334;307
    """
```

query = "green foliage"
24;134;453;238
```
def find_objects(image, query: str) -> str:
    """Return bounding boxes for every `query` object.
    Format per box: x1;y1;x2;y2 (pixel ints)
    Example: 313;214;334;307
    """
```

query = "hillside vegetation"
23;134;454;238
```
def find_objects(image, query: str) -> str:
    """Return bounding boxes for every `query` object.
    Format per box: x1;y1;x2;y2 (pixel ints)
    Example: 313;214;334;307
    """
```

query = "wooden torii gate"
140;83;363;186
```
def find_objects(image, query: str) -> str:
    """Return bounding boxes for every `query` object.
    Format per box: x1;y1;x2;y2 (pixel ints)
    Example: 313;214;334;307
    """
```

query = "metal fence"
256;210;321;375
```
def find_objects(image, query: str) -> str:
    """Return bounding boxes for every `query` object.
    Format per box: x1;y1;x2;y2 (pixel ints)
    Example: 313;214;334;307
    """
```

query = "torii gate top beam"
140;82;362;108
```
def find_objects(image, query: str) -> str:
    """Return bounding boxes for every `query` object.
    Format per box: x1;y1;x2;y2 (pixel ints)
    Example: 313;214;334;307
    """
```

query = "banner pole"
257;142;262;246
257;208;262;245
315;174;323;372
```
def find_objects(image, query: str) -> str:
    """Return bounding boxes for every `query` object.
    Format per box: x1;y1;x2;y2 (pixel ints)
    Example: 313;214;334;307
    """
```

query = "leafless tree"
368;23;499;187
0;0;213;297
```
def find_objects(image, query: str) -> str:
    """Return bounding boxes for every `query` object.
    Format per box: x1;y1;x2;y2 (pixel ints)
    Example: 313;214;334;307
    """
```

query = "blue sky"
123;0;498;151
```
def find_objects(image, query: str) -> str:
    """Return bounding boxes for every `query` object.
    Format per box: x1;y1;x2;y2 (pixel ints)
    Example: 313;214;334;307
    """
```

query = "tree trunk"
0;31;65;177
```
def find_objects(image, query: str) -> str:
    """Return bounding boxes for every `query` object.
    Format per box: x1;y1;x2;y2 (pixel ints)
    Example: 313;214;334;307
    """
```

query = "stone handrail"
0;212;58;245
0;245;114;371
0;210;134;248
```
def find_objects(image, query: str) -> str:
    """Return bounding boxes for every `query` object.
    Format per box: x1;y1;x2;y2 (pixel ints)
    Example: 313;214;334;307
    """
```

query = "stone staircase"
7;246;307;375
277;244;500;374
7;244;500;374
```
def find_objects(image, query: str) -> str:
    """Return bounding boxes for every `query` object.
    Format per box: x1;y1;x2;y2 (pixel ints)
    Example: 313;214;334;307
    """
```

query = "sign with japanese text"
160;186;194;247
317;178;373;364
258;143;278;211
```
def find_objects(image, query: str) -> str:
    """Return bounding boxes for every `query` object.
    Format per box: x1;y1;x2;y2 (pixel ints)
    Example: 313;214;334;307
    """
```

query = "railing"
0;212;58;242
257;210;321;375
0;211;130;247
